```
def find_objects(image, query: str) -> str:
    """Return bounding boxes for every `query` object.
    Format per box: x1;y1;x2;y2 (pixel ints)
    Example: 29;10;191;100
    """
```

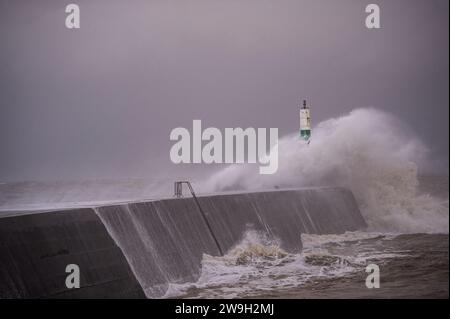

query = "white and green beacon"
299;99;311;141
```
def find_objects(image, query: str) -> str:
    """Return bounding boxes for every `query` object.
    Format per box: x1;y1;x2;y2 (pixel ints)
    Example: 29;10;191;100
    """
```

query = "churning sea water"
164;175;448;299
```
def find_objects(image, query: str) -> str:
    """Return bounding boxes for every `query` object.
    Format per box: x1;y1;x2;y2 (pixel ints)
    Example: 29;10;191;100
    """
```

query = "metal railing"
174;181;224;256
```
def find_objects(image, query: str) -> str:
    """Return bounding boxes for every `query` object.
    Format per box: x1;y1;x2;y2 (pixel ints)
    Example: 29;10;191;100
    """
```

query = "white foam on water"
202;108;449;234
163;230;410;299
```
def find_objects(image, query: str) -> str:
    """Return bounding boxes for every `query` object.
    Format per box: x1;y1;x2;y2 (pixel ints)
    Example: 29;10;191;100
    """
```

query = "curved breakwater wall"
0;187;366;298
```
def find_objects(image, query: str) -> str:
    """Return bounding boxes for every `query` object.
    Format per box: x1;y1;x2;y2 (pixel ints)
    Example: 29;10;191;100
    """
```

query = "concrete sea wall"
0;187;366;298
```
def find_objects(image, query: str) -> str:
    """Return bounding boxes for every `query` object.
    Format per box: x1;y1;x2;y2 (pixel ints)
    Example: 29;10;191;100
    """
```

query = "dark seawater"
166;175;449;299
253;233;449;299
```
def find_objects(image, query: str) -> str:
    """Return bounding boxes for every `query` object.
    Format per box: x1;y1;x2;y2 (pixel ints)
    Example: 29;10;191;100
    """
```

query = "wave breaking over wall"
203;108;449;234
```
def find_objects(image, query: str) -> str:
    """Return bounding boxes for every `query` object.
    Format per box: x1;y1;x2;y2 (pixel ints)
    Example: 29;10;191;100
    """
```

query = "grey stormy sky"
0;0;448;182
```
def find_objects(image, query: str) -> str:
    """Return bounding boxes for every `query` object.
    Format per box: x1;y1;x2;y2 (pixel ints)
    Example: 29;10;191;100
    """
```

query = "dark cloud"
0;0;448;181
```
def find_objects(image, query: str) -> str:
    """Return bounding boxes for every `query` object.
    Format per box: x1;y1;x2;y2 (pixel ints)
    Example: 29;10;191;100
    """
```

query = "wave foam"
163;230;409;298
203;108;448;234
